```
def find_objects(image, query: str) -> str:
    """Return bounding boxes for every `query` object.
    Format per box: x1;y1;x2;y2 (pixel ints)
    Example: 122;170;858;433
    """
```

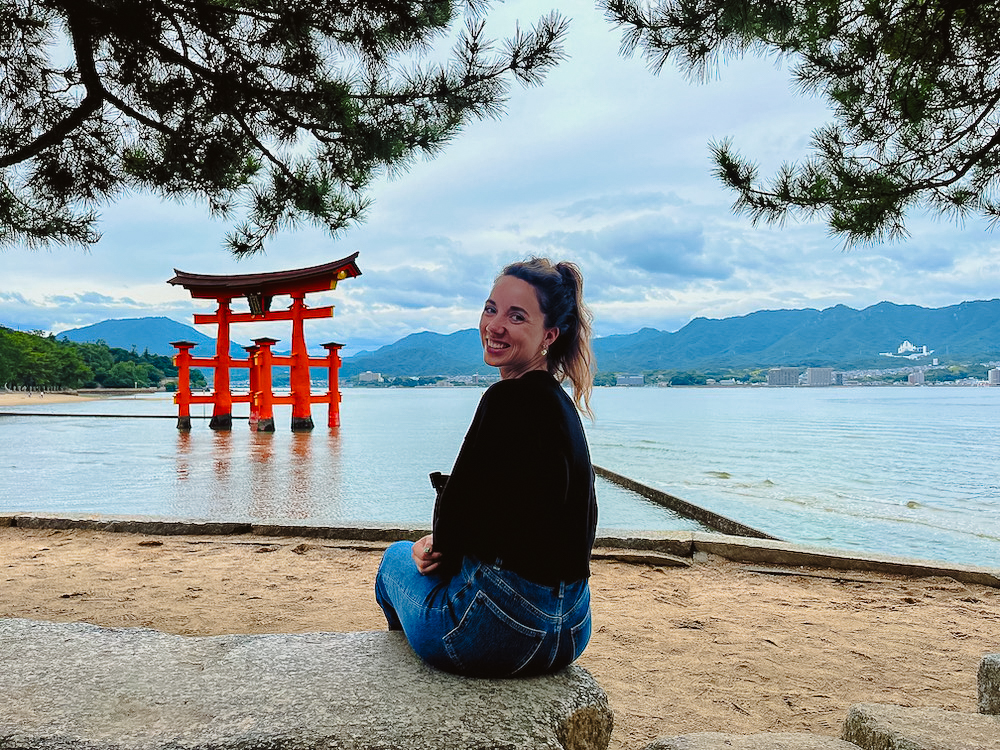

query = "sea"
1;385;997;569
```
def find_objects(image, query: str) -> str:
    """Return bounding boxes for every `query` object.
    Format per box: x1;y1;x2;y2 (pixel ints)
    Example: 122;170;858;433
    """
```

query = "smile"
485;338;509;351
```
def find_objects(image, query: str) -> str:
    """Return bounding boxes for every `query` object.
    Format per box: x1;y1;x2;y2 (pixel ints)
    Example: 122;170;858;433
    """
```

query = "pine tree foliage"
0;0;568;254
601;0;1000;244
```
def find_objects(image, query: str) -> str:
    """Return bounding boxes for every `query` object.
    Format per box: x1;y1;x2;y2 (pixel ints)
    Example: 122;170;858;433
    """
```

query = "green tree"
669;371;707;386
593;371;618;387
189;368;208;389
2;0;568;254
0;330;26;385
52;338;92;386
74;341;116;383
102;360;159;388
602;0;1000;244
0;328;93;387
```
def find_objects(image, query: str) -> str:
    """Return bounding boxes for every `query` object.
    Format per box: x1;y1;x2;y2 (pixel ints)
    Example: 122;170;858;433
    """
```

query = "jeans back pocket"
443;591;545;677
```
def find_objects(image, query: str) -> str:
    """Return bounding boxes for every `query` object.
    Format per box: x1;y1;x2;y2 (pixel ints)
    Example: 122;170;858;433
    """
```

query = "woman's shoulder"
485;371;570;411
486;370;558;395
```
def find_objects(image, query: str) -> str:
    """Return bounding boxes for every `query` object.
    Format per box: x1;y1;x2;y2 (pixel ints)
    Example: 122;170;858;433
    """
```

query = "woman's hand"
412;534;443;575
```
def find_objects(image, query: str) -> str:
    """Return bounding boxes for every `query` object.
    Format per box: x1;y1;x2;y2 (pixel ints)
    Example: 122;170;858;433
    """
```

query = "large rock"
0;617;612;750
643;732;860;749
981;653;1000;715
842;703;1000;750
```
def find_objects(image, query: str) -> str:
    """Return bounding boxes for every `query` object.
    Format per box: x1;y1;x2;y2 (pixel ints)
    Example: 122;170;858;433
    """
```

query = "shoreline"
2;521;997;750
0;390;151;406
0;392;96;406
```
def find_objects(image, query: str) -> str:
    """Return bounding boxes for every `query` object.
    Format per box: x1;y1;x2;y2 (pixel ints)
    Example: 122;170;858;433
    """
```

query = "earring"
541;348;548;356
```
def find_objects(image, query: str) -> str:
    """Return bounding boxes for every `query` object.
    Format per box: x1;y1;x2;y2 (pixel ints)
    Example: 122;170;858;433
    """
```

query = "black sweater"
432;370;598;585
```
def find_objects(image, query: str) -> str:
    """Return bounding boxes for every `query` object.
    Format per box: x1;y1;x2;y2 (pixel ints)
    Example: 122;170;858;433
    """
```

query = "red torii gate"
167;254;361;432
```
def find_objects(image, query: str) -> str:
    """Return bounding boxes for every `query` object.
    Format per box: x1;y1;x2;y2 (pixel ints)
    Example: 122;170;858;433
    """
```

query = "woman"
374;257;598;678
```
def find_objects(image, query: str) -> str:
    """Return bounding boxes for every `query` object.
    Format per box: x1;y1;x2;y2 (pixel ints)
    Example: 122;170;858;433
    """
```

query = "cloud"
554;191;687;220
0;291;30;305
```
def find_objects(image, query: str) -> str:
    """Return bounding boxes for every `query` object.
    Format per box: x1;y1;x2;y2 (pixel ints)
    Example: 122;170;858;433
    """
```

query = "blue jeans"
374;541;592;677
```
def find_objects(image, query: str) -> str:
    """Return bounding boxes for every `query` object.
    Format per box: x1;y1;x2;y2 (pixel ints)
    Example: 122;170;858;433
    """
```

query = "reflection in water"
287;433;312;519
210;430;235;515
247;431;276;520
175;430;192;481
172;425;346;522
212;430;233;481
322;427;343;519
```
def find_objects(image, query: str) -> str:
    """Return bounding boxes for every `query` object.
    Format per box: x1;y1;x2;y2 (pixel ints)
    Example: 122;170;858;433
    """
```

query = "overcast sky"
3;4;998;356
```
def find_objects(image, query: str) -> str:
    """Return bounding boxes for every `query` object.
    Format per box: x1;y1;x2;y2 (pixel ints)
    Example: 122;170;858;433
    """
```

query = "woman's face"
480;275;559;380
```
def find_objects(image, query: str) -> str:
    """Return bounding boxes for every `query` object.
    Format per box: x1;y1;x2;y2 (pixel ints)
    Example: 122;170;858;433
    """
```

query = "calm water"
1;386;998;568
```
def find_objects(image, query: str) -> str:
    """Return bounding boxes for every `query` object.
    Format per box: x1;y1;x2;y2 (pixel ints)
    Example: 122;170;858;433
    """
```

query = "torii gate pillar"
322;342;345;428
252;338;278;432
171;340;197;431
289;293;314;432
208;298;234;431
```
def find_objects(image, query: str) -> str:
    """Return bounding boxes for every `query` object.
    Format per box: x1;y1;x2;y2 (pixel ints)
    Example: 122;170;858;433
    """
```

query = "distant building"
767;367;799;386
616;374;645;387
908;371;925;385
989;368;1000;386
806;367;834;387
358;371;382;383
880;340;934;359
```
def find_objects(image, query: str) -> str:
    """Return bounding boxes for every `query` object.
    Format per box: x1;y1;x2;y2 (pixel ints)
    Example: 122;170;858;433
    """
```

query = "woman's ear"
544;327;559;349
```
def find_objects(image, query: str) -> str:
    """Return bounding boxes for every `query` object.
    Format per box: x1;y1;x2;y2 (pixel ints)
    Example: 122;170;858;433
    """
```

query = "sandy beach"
0;391;111;407
1;525;997;749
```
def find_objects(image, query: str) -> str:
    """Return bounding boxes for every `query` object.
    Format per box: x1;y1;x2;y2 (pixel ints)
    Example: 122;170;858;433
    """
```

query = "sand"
0;392;109;406
1;526;997;749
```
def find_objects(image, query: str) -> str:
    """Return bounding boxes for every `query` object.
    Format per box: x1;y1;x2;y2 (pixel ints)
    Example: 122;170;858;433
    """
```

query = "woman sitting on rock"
375;257;598;677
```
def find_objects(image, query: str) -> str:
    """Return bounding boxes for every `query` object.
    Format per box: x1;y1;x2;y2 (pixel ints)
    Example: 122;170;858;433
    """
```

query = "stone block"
643;732;860;749
842;703;1000;749
0;617;612;750
981;654;1000;715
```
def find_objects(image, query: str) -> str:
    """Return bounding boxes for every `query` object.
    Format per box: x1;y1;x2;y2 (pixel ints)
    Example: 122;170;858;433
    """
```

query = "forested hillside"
0;328;206;390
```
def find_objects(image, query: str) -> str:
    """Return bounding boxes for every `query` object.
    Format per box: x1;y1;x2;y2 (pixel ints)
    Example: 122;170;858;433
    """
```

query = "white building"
881;340;934;359
908;371;925;385
989;368;1000;386
358;371;383;383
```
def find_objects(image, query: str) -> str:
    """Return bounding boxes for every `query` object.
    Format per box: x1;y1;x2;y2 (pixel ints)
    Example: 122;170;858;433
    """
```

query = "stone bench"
0;617;612;750
643;653;1000;750
838;653;1000;750
842;703;1000;749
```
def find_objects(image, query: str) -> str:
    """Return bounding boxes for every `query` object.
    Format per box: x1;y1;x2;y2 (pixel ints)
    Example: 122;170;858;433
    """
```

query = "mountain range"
56;299;1000;376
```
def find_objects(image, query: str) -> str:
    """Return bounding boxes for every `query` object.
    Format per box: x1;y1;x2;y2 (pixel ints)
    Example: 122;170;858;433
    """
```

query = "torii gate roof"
168;253;361;299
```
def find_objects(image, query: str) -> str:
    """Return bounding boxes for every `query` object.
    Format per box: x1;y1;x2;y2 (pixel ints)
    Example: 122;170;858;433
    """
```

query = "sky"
3;5;999;357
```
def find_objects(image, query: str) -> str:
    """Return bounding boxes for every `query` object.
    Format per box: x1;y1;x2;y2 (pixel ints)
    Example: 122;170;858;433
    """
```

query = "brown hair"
500;257;594;417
